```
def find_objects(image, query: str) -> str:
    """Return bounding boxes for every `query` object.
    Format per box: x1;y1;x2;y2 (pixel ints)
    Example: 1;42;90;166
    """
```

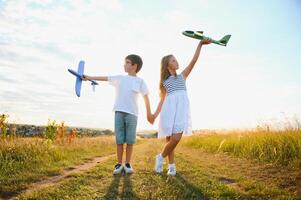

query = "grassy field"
0;136;116;198
0;129;300;199
182;130;301;167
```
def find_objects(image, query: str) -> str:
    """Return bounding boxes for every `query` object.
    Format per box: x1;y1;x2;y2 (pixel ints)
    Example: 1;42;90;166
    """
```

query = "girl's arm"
153;92;166;120
82;75;108;81
181;39;211;79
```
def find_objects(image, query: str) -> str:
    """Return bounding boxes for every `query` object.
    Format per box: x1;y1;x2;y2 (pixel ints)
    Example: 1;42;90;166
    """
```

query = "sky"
0;0;300;130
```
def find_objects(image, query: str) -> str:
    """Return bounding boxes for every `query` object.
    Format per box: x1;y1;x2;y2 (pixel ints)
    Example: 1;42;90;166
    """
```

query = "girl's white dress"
158;73;192;138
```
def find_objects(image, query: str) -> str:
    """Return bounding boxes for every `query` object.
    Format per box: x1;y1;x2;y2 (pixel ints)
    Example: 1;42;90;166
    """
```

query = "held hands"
147;113;156;124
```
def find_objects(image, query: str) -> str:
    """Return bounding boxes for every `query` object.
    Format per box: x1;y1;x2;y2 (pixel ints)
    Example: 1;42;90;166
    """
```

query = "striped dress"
158;73;192;138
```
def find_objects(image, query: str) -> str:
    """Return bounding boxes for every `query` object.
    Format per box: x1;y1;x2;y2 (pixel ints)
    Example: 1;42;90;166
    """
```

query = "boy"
83;54;153;175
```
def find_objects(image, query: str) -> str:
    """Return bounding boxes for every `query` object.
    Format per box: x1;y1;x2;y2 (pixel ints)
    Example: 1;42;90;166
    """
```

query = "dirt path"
5;154;115;200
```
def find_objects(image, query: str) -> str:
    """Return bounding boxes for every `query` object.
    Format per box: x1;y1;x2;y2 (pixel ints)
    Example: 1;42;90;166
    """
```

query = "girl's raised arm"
181;39;211;79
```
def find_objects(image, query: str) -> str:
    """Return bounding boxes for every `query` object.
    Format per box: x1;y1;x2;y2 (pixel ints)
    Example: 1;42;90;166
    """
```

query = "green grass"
17;140;239;200
1;134;300;199
182;130;301;167
16;139;298;199
0;136;116;196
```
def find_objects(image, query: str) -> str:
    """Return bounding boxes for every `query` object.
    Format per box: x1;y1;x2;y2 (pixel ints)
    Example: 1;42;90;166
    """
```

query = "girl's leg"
165;136;175;164
161;132;182;158
117;144;124;164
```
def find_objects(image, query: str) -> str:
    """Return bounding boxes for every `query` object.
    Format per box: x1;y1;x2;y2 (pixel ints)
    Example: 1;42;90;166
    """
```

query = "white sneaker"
167;164;176;176
124;163;134;174
113;163;123;175
155;154;164;173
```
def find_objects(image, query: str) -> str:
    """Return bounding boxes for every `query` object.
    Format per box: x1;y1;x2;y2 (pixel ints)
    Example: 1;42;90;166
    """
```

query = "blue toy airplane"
68;60;98;97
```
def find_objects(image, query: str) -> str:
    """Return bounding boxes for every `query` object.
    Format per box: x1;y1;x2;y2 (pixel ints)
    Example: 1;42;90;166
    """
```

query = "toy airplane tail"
218;35;231;46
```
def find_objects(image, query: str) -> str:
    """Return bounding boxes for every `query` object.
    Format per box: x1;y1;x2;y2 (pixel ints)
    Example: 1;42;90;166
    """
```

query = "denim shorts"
114;111;137;144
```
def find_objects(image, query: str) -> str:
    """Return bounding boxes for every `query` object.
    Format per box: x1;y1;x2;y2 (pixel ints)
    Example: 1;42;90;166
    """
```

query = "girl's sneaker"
124;163;134;174
155;154;164;173
167;163;176;176
113;163;123;175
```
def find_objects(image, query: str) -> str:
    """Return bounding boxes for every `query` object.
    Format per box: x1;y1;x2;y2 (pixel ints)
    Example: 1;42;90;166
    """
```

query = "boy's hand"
147;113;155;124
81;75;89;81
200;39;212;45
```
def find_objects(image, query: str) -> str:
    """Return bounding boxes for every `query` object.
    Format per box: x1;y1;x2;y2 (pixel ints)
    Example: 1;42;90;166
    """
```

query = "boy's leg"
115;112;126;164
161;132;182;158
124;113;137;164
117;144;124;164
125;144;133;163
165;136;175;164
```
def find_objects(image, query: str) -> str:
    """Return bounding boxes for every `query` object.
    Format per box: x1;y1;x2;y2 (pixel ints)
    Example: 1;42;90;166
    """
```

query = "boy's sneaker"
113;163;123;175
124;163;134;174
155;154;164;173
167;163;176;176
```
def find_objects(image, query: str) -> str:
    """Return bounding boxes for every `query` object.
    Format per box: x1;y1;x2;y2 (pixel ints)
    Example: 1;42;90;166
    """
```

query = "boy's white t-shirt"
108;75;149;116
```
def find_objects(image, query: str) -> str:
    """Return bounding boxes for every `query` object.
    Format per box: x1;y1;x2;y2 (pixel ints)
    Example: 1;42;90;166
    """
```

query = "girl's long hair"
159;55;174;98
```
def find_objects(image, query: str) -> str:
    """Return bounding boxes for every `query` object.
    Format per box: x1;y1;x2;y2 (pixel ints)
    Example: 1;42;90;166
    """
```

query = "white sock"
158;153;164;160
168;163;176;168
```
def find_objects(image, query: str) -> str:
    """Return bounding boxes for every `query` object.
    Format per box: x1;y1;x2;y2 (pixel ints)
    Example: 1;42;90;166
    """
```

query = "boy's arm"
143;95;154;124
181;39;211;79
82;75;108;81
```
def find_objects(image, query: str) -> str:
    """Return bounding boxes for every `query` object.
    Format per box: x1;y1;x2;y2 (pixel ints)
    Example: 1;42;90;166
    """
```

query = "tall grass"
182;130;301;167
0;114;8;138
0;136;116;194
0;114;118;195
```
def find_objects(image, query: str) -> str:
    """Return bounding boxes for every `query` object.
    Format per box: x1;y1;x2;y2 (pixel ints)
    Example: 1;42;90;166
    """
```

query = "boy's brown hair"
126;54;143;73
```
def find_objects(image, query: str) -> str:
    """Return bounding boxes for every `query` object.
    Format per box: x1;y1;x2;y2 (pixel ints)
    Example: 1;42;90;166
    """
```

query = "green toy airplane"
183;30;231;46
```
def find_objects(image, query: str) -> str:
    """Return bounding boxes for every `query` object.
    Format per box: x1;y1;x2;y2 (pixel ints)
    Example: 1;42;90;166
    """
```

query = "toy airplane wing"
182;30;231;46
75;60;84;97
182;30;205;40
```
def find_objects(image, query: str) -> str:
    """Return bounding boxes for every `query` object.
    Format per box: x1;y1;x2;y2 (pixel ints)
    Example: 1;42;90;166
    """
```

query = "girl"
152;39;211;176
